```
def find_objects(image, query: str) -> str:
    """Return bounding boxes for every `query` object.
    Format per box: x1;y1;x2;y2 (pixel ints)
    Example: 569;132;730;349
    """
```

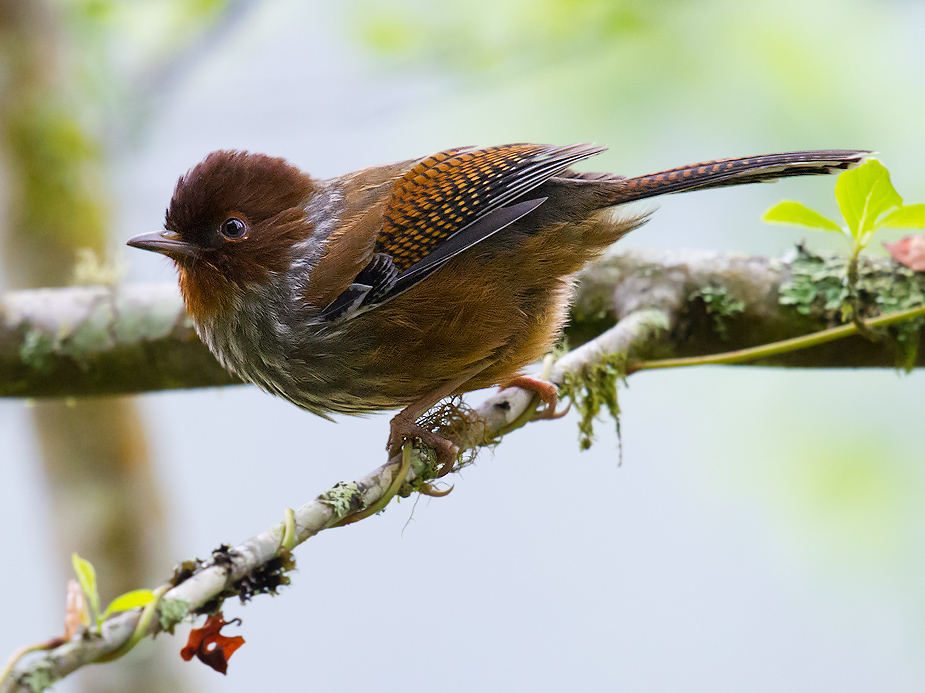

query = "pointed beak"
126;230;197;259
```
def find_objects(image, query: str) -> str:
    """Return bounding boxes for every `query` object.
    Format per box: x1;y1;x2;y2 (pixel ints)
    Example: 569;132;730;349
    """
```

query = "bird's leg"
501;376;570;420
388;369;485;478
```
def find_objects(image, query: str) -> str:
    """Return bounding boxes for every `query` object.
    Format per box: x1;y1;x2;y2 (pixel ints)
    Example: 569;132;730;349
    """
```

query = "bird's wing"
317;143;606;321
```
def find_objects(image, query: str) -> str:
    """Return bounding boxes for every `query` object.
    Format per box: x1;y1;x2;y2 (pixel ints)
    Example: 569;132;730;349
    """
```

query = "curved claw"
433;447;459;477
419;482;454;497
535;398;571;421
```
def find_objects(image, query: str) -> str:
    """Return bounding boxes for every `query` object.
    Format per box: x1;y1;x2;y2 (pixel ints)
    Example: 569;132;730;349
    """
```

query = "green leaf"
834;159;902;238
71;553;100;621
877;204;925;229
101;589;156;620
763;201;843;232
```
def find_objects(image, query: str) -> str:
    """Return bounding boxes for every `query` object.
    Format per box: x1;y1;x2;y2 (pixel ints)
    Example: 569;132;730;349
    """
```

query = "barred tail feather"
607;150;870;206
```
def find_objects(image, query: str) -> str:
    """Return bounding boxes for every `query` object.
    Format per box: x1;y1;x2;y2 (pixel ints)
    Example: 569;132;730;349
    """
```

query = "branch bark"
2;248;923;401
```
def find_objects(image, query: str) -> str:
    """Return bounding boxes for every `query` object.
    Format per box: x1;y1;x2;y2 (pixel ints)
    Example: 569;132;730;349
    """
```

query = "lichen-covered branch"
567;247;925;368
0;454;409;693
2;247;923;400
0;283;239;398
0;300;673;692
3;245;924;691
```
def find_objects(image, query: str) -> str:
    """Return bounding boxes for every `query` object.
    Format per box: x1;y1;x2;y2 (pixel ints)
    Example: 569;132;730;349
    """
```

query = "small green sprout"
71;553;156;632
70;554;99;627
764;159;925;261
764;159;925;320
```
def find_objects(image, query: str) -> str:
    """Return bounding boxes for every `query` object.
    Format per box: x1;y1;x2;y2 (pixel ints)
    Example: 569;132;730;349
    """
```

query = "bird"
128;144;866;475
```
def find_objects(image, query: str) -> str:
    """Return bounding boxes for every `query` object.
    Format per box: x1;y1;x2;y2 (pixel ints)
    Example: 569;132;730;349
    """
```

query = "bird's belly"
204;309;558;418
196;311;444;417
299;271;574;412
198;249;576;417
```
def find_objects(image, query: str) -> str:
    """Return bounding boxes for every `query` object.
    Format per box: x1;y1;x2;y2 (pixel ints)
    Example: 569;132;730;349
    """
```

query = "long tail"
606;150;869;205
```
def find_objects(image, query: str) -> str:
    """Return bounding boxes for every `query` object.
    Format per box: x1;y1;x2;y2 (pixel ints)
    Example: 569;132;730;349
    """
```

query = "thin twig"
630;304;925;372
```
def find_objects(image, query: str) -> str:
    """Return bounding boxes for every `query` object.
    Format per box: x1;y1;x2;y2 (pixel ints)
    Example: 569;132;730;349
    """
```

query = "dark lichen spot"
211;545;238;569
232;550;296;604
196;596;225;617
170;558;204;587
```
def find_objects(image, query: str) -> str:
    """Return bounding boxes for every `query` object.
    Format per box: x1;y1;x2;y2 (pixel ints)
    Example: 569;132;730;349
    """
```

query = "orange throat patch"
177;262;239;325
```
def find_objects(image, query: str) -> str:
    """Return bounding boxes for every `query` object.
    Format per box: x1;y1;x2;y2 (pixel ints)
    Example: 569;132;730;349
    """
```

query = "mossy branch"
0;304;669;691
4;244;924;690
2;247;924;401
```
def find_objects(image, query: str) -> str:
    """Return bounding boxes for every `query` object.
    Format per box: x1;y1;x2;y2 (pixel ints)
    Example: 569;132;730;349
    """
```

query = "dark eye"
219;217;247;240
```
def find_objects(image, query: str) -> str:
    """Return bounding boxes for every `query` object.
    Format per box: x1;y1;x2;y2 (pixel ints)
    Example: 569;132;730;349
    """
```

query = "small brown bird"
128;144;865;473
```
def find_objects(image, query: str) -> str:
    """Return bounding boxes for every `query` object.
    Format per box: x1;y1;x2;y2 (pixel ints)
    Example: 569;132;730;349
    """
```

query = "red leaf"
180;612;245;675
884;234;925;271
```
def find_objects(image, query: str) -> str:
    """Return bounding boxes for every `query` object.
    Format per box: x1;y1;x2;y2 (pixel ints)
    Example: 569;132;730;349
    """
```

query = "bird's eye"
219;217;247;240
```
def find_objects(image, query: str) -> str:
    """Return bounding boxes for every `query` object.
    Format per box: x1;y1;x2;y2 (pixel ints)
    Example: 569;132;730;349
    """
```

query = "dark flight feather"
322;144;604;320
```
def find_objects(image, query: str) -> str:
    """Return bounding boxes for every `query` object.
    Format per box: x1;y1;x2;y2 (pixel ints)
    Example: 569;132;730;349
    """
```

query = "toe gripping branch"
502;375;570;420
336;372;568;526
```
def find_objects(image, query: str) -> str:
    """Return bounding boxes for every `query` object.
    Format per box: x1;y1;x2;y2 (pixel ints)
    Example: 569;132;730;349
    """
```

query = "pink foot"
502;376;570;420
388;417;460;477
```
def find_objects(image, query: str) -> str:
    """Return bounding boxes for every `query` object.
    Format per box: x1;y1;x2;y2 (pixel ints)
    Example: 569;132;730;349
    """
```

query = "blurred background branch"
0;1;257;692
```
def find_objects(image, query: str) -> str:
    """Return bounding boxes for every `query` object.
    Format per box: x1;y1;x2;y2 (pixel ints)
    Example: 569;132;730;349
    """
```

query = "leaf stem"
96;585;170;663
281;507;297;551
629;304;925;373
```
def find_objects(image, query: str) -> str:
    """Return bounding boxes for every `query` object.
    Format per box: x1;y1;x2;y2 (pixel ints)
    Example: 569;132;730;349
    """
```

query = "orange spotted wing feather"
318;143;607;320
375;143;606;273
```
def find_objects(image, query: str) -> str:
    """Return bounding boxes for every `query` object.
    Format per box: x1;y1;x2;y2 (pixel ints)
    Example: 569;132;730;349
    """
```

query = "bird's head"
128;150;315;320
